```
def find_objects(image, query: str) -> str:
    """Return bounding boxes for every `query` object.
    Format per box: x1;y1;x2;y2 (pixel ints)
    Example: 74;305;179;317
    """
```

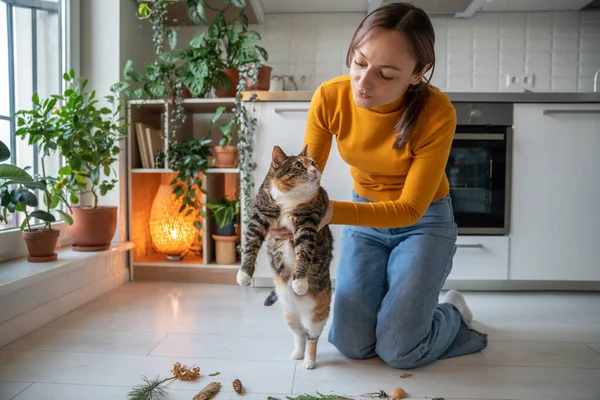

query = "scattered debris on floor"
209;371;221;376
172;362;201;381
400;372;412;378
127;361;201;399
390;388;406;400
232;378;243;394
193;382;222;400
360;390;388;398
269;393;354;400
127;375;175;400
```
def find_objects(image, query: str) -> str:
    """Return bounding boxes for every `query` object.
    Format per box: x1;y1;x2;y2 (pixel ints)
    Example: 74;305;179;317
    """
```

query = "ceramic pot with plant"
207;198;239;265
53;69;128;252
210;106;238;168
212;11;270;97
0;136;73;262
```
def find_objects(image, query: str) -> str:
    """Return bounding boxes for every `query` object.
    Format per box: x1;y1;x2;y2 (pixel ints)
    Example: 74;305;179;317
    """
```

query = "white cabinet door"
509;104;600;281
248;102;353;284
449;236;509;280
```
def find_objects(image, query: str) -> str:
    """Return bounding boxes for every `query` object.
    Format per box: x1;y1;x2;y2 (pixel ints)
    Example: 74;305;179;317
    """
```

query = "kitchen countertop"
243;90;600;103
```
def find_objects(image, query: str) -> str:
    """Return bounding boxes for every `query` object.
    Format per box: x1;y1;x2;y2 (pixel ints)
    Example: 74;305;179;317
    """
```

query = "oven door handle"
457;243;484;249
453;133;505;140
543;109;600;115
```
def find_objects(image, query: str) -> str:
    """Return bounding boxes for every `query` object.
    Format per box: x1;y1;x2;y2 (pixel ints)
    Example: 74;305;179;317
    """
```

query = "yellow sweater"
303;75;457;228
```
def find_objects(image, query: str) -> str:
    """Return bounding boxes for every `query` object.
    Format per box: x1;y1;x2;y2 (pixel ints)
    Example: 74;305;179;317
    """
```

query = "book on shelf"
135;122;163;169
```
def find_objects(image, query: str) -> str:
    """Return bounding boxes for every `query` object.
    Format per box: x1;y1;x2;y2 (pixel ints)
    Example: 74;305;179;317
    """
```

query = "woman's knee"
328;327;376;360
374;330;431;369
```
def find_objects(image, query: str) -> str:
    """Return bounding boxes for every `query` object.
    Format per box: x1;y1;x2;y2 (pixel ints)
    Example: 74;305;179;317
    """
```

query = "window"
0;0;69;231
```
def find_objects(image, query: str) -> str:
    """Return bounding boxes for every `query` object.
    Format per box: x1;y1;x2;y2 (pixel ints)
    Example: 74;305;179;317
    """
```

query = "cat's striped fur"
237;145;333;369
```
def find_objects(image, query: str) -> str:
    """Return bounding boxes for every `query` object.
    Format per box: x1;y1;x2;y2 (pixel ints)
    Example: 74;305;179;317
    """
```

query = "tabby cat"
237;145;333;369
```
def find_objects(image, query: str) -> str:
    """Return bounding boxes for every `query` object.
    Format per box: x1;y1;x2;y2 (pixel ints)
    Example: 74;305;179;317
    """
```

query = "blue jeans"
328;191;488;369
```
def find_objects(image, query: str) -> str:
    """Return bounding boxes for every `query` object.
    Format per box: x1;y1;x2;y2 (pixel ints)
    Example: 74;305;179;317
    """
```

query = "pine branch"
283;392;355;400
127;375;175;400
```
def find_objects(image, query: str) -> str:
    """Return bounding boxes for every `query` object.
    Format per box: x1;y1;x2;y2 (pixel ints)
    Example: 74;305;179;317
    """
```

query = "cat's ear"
299;144;308;157
271;145;287;168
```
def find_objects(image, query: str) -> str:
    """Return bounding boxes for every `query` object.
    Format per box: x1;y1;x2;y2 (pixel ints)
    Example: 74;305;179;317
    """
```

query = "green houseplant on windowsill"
0;138;73;262
52;69;129;252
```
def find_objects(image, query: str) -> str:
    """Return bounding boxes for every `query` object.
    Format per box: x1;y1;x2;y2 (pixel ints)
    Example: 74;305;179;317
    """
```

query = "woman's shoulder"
312;75;352;104
423;84;455;117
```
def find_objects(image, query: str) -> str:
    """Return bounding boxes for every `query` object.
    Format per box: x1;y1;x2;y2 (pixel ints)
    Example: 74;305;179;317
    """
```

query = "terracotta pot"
69;206;117;252
212;234;238;265
22;228;60;262
214;146;238;168
214;68;239;98
246;65;273;91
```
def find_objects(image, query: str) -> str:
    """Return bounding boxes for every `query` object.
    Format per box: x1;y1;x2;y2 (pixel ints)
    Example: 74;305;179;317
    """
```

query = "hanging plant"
137;0;178;55
233;63;259;229
186;0;246;25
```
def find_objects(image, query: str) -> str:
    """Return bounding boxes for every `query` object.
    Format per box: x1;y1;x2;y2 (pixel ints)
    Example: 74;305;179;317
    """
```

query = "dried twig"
360;390;388;398
209;371;220;376
193;381;222;400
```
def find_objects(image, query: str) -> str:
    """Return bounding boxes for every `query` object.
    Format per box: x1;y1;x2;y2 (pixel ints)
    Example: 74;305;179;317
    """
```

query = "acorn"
232;378;243;394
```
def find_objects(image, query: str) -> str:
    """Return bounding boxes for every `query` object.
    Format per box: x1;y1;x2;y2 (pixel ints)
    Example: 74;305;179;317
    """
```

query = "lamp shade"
149;182;197;260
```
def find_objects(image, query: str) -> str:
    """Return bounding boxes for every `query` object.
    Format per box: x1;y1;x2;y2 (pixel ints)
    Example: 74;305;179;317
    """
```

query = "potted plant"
167;136;214;245
0;138;73;262
210;105;237;168
53;69;128;251
207;197;239;264
174;32;224;98
211;10;270;97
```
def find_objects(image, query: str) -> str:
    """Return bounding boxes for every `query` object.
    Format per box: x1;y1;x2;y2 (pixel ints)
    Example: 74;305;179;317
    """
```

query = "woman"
269;2;488;369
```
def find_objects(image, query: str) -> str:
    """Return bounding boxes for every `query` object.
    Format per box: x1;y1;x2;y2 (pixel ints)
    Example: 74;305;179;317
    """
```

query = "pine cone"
232;378;243;394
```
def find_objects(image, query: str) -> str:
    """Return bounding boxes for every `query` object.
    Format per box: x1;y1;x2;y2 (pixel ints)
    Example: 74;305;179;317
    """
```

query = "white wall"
79;0;154;243
179;9;600;93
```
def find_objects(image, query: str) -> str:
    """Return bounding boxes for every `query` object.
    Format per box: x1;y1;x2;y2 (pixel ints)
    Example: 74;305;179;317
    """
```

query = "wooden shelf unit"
125;98;243;283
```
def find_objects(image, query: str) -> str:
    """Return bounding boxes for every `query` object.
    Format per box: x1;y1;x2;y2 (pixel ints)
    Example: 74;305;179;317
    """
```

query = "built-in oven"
445;103;512;235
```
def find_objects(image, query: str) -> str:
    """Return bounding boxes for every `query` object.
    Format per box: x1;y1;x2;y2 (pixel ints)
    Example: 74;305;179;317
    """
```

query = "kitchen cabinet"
248;102;353;284
450;236;510;280
509;103;600;281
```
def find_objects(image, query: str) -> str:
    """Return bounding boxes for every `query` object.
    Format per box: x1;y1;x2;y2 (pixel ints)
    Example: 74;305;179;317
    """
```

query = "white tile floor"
1;282;600;400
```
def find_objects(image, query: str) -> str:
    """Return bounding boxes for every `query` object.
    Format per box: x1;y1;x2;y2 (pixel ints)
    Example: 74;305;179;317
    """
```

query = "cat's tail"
264;289;278;306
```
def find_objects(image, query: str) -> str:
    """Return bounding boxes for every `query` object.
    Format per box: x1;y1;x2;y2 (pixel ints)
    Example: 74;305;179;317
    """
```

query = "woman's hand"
269;226;294;241
268;202;334;240
318;202;334;231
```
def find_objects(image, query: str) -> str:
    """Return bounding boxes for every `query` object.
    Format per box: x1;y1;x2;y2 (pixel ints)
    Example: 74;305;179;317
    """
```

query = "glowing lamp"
149;181;197;261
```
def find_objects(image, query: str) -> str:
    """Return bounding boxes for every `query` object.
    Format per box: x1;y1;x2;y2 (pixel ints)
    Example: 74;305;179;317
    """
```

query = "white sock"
442;289;473;327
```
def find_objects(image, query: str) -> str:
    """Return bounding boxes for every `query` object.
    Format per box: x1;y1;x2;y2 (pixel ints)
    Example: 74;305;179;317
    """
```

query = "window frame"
0;0;79;264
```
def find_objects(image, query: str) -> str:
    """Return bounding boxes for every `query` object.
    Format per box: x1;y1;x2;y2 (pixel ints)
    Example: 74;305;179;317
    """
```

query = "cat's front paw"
303;359;316;370
237;269;252;286
291;348;304;360
292;277;309;295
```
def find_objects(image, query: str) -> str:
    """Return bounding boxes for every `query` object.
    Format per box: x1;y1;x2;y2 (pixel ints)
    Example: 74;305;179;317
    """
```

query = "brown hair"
346;2;436;149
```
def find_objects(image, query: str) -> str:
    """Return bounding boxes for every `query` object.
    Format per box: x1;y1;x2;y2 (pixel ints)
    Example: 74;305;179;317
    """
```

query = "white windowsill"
0;241;135;297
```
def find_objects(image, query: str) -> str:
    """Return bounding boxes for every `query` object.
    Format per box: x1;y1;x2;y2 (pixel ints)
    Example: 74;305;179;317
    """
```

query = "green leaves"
227;0;246;7
30;210;56;223
18;190;38;207
0;164;34;183
0;140;10;162
166;28;177;50
187;0;207;25
56;209;73;225
137;2;150;19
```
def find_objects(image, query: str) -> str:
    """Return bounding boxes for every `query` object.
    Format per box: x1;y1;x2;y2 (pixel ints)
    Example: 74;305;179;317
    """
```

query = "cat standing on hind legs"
237;145;333;369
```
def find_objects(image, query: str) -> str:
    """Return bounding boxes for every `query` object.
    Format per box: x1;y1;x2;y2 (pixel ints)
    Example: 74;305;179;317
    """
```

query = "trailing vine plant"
136;0;177;56
131;0;187;144
233;63;260;229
